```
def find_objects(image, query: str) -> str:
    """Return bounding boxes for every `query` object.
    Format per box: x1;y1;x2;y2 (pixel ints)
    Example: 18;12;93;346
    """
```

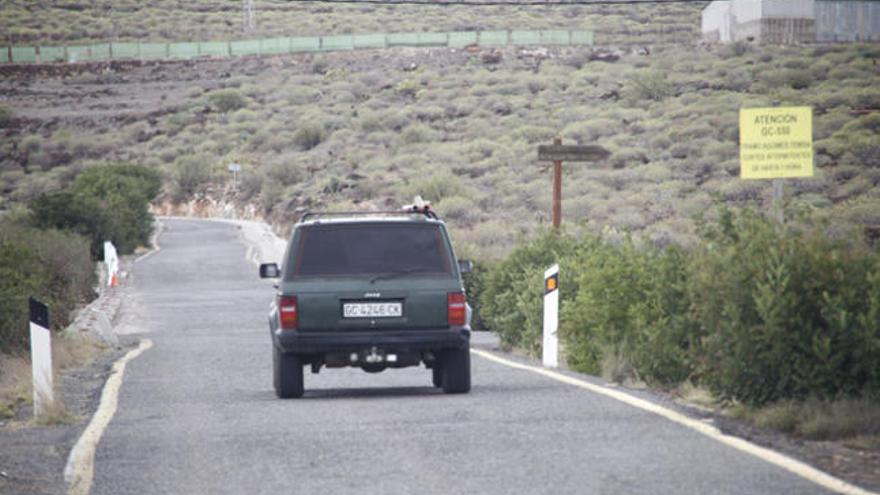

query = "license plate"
343;302;402;318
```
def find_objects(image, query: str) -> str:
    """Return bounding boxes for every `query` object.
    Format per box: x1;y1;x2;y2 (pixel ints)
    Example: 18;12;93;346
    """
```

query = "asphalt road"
92;218;836;495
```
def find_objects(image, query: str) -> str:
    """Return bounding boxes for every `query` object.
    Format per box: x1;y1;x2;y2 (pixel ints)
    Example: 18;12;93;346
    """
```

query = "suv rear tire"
273;345;304;398
440;347;471;394
432;365;443;388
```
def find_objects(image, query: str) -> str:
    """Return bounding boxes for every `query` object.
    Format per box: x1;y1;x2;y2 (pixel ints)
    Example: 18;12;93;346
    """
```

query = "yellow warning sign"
740;106;813;179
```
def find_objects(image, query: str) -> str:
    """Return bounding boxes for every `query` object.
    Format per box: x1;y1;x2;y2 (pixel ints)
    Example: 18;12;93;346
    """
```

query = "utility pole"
243;0;255;32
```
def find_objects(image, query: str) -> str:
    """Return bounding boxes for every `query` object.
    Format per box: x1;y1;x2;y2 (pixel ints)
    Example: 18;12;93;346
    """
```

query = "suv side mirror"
458;260;474;274
260;263;280;279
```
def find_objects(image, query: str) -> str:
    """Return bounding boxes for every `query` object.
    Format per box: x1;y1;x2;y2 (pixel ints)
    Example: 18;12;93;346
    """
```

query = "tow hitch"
353;347;398;364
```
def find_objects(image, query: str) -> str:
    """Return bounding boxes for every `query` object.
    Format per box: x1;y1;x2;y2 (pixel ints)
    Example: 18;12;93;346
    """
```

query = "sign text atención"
740;106;813;179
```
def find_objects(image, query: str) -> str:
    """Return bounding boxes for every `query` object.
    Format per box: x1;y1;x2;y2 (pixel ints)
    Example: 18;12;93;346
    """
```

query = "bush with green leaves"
625;70;675;103
404;172;466;204
30;164;161;257
293;123;326;151
689;209;880;405
0;221;95;353
478;208;880;403
207;89;247;113
561;237;697;385
172;154;212;198
479;231;578;353
0;104;12;127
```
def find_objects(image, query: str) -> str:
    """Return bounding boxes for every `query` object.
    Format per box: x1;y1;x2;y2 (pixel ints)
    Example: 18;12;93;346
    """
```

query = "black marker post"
29;298;53;416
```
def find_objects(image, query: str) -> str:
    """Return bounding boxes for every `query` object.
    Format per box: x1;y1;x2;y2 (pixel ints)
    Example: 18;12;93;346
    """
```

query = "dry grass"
731;397;880;447
32;390;78;426
600;346;646;389
674;380;717;411
0;353;31;420
0;331;103;425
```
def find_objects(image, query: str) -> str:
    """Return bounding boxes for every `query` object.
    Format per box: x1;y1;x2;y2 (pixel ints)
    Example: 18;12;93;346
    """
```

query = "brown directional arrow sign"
537;144;611;162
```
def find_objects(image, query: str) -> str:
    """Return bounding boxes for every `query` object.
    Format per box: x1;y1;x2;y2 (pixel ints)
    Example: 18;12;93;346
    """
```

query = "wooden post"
772;178;784;224
537;141;610;230
552;137;562;229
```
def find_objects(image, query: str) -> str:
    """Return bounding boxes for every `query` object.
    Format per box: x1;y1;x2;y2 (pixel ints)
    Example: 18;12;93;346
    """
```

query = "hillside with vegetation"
2;39;879;258
1;0;696;46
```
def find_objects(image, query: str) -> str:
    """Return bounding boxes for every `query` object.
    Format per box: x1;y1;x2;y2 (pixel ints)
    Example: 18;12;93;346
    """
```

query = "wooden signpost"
537;137;610;228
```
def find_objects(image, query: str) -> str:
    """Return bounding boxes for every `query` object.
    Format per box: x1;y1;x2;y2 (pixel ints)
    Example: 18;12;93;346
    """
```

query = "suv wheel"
431;365;443;388
440;346;471;394
273;345;304;398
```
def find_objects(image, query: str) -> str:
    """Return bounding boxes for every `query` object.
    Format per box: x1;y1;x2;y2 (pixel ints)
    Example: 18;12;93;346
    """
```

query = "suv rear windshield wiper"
369;269;421;284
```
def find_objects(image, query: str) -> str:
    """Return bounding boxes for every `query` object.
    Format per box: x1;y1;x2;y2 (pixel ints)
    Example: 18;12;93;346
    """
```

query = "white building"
703;0;880;43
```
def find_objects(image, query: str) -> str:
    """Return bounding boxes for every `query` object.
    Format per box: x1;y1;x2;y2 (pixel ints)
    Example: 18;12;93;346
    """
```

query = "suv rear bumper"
274;328;470;355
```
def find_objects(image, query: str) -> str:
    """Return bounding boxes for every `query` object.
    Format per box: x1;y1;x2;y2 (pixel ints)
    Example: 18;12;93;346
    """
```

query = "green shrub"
0;104;12;127
263;157;303;186
625;70;675;102
0;221;95;353
30;164;161;257
479;231;578;354
561;237;696;384
405;172;465;204
690;209;880;405
207;89;247;113
172;154;212;197
293;123;326;151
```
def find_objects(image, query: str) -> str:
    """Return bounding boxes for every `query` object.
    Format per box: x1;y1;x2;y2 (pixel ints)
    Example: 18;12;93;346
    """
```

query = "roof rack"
299;209;438;223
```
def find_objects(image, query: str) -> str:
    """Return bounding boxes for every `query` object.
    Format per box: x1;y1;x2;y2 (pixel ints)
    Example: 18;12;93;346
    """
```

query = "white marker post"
542;264;559;368
104;241;119;287
29;298;53;416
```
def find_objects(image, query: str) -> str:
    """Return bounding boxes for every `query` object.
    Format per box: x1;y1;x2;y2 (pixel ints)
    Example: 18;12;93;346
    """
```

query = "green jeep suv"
259;208;472;398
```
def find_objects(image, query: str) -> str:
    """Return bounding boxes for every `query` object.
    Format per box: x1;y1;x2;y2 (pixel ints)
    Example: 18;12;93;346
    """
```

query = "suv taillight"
448;292;466;326
278;295;298;330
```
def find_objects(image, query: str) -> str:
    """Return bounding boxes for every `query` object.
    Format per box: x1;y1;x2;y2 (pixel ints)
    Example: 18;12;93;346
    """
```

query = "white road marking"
64;339;153;495
470;348;877;495
133;221;163;263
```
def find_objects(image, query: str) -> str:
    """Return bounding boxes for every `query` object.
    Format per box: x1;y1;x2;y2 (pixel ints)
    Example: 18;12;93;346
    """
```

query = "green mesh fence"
113;43;141;59
139;43;168;60
387;32;447;47
478;31;509;47
168;42;199;59
200;41;229;57
571;30;594;45
291;37;321;53
260;37;289;54
11;47;37;63
90;44;111;60
353;34;386;49
448;31;478;48
3;30;593;63
40;46;66;62
511;30;571;45
321;35;354;52
231;39;261;56
66;45;91;62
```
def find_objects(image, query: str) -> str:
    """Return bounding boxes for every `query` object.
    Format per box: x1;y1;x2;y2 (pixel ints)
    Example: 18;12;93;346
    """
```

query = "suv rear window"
290;223;452;278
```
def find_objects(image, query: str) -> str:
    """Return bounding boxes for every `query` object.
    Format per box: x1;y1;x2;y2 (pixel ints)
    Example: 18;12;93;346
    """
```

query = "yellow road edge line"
64;339;153;495
470;348;877;495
